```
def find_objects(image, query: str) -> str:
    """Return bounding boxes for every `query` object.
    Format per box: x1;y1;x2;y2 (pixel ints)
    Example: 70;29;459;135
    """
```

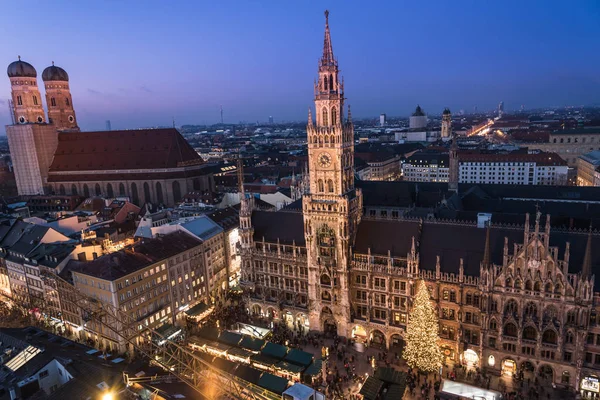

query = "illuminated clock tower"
303;10;362;337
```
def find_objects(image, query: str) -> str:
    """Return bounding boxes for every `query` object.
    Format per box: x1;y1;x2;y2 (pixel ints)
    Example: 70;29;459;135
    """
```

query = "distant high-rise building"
441;108;452;139
379;113;386;126
520;104;525;112
269;115;274;124
498;101;504;118
409;105;427;129
106;120;111;131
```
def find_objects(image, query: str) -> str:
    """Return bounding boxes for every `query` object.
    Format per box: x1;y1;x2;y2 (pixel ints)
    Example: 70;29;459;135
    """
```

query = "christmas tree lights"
402;279;444;373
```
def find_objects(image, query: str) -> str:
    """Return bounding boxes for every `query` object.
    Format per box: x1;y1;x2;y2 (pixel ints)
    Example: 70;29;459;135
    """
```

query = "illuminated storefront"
501;359;516;377
581;376;600;399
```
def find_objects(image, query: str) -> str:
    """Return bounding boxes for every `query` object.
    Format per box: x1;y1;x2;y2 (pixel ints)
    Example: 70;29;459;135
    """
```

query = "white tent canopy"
440;379;503;400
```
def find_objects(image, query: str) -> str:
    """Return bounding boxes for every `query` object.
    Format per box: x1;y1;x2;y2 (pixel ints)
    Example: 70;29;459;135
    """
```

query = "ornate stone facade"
239;11;600;393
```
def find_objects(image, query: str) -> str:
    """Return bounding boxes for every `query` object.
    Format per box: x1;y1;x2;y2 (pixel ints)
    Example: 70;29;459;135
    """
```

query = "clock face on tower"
318;152;332;168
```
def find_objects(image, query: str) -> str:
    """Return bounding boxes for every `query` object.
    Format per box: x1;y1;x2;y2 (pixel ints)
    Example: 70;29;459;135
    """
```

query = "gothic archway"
370;330;386;348
106;183;114;198
83;184;90;198
59;184;66;195
144;182;151;204
119;183;126;197
131;183;139;205
71;184;78;196
95;183;101;196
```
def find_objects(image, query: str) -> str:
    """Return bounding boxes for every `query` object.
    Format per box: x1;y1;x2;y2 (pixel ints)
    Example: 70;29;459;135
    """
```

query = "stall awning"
261;342;288;360
439;380;503;400
303;359;323;377
384;384;405;400
258;372;289;395
374;367;406;385
205;340;232;354
154;323;182;341
251;353;280;367
197;326;220;341
284;348;313;367
185;302;209;317
212;356;238;373
239;335;266;351
227;347;253;360
234;364;263;385
275;361;305;375
218;330;243;346
359;376;384;400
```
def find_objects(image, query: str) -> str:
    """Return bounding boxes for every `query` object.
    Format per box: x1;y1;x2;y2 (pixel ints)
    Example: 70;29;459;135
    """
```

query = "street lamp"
101;392;114;400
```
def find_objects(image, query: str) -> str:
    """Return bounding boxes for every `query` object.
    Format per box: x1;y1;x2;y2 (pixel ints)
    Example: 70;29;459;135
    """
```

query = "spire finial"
321;10;334;66
52;61;54;66
18;55;21;61
482;221;491;268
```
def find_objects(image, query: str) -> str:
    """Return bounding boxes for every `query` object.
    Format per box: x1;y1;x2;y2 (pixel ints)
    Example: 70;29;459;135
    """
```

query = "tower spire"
308;107;313;126
582;223;593;278
482;221;491;268
322;10;334;66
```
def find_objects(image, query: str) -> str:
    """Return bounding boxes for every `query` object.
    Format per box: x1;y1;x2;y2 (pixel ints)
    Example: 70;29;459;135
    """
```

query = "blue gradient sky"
1;0;599;132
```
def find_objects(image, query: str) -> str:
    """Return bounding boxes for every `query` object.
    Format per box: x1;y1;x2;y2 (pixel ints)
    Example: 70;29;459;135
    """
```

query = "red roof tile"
49;128;202;172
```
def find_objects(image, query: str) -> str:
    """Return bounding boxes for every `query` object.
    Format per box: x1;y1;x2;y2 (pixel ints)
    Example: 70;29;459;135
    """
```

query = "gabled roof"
49;128;202;172
252;210;305;245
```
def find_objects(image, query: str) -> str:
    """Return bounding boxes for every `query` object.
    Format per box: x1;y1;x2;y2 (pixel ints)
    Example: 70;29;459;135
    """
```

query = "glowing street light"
101;392;114;400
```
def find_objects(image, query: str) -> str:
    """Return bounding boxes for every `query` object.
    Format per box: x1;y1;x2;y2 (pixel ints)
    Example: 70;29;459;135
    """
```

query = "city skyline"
1;0;599;133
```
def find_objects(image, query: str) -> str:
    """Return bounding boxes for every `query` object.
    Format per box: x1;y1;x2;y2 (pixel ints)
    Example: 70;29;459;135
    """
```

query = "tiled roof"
252;210;305;245
66;231;202;281
459;152;567;166
49;128;202;172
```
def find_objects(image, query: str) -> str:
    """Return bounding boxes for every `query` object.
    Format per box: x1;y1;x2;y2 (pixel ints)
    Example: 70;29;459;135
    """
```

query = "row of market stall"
188;326;323;391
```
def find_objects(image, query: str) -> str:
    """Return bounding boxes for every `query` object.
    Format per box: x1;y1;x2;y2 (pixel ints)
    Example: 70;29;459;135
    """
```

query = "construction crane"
54;277;281;400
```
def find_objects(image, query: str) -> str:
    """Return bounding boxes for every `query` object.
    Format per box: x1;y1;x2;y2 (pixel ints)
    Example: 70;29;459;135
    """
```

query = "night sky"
1;0;599;132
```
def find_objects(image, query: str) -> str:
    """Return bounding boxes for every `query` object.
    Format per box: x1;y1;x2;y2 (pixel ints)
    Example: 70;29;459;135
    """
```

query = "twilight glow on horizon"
1;0;599;132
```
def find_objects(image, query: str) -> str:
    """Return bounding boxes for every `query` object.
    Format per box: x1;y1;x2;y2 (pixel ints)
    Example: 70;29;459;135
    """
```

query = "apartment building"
67;231;205;351
402;151;568;185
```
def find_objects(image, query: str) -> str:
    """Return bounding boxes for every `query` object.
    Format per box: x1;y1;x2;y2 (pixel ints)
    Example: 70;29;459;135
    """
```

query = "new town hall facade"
239;11;600;395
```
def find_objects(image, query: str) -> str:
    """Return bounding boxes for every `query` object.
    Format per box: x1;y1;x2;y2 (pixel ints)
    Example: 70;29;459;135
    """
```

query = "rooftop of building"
458;151;567;166
579;150;600;165
551;127;600;135
0;327;127;400
66;231;202;281
49;128;202;172
176;215;223;240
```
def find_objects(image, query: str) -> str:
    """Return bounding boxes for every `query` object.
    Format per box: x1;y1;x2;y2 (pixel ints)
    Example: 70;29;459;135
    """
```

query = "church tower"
7;57;46;124
42;62;79;130
441;108;452;139
303;11;362;337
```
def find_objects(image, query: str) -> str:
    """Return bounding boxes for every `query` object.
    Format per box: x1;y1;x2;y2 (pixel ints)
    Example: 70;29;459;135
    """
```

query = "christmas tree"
403;279;444;373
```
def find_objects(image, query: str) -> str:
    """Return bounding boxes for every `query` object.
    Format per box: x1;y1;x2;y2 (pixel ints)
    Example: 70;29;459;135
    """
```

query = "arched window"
543;306;557;322
193;178;201;191
320;274;331;286
321;291;331;301
95;183;101;196
542;329;557;344
119;183;126;197
106;183;114;198
514;279;521;289
322;107;328;126
504;299;518;316
565;331;574;344
525;280;533;291
503;323;518;337
329;74;333;90
534;281;542;292
505;277;512;287
59;184;66;195
323;76;328;91
324;135;329;145
173;181;182;203
318;179;324;192
131;183;139;205
545;282;553;293
83;184;90;198
331;107;337;125
33;96;38;106
523;326;537;341
144;182;151;203
156;182;164;204
66;97;70;106
525;302;537;318
71;184;77;196
489;319;497;330
327;179;334;193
